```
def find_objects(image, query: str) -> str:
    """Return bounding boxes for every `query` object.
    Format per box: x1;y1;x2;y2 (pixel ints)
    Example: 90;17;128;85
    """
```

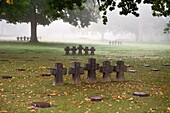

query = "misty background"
0;4;169;43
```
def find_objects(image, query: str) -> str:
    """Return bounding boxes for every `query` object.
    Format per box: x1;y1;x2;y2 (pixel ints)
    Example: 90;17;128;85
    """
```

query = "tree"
0;0;99;43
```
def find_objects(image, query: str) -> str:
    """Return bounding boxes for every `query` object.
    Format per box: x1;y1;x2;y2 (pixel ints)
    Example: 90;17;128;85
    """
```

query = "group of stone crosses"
65;45;96;55
48;58;127;85
109;40;122;45
17;36;30;42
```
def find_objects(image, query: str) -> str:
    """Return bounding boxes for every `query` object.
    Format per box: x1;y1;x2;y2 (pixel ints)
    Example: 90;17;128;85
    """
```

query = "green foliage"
97;0;170;25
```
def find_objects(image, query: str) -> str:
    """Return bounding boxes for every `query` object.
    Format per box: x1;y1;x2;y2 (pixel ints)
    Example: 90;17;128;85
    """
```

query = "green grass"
0;41;170;113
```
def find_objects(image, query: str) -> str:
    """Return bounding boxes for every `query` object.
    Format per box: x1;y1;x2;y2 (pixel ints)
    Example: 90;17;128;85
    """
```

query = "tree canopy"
0;0;170;42
0;0;99;42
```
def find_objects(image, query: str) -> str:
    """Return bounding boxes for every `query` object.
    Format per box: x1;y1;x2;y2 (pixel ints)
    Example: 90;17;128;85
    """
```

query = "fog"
0;4;169;44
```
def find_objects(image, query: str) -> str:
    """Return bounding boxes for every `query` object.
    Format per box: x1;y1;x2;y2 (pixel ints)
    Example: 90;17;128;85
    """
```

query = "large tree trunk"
29;6;38;43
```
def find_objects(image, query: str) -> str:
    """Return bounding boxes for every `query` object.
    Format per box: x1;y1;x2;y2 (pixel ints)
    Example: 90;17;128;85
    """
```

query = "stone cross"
27;37;30;41
65;46;70;55
84;47;89;55
99;61;114;82
23;36;26;41
90;47;95;55
49;63;67;85
17;37;19;41
71;46;77;55
77;45;84;55
20;37;23;41
113;61;127;81
84;58;99;83
69;62;84;84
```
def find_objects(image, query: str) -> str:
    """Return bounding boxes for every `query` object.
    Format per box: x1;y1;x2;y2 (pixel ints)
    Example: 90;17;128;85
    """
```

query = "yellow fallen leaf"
0;110;8;113
49;93;57;96
167;107;170;112
64;92;68;96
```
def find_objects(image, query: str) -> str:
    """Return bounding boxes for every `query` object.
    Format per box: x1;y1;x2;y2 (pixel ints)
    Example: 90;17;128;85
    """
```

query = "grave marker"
71;46;77;55
29;102;51;108
113;61;127;81
84;58;99;83
69;62;84;84
84;47;89;55
77;45;84;55
90;47;95;55
65;46;70;55
99;61;114;82
49;63;67;85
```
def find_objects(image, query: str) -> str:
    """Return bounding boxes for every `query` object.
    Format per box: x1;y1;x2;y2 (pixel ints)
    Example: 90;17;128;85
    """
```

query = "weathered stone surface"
84;58;99;83
0;76;13;79
65;46;70;55
162;63;170;66
71;46;77;55
49;63;67;85
113;61;127;81
151;68;160;71
143;64;150;67
128;70;137;73
84;47;89;55
133;92;149;97
16;68;26;71
90;47;95;55
77;45;84;55
100;61;114;82
69;62;84;84
40;74;51;76
29;102;51;108
88;96;103;102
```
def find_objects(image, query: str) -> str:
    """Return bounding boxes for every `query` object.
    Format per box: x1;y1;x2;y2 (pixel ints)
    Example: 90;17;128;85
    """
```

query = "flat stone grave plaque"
151;68;160;71
32;57;39;59
40;74;51;76
18;52;25;54
133;92;149;97
0;59;9;62
16;68;26;71
0;52;6;54
128;70;137;73
88;96;103;102
162;63;170;66
29;102;51;108
0;75;13;79
143;64;150;67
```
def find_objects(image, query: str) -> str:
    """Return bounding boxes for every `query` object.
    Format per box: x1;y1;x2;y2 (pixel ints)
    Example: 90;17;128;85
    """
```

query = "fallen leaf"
64;92;68;96
167;107;170;112
0;110;8;113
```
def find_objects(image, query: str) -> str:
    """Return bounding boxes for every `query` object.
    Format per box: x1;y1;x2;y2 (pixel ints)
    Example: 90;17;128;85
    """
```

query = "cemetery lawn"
0;41;170;113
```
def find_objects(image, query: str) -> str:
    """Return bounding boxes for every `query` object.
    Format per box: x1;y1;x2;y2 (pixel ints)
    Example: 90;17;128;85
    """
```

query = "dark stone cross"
84;47;89;55
27;37;30;41
84;58;99;83
77;45;84;55
113;61;127;81
17;37;19;41
99;61;114;82
71;46;77;55
20;37;23;41
49;63;67;85
90;47;95;55
64;46;70;55
69;62;84;84
23;36;26;41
